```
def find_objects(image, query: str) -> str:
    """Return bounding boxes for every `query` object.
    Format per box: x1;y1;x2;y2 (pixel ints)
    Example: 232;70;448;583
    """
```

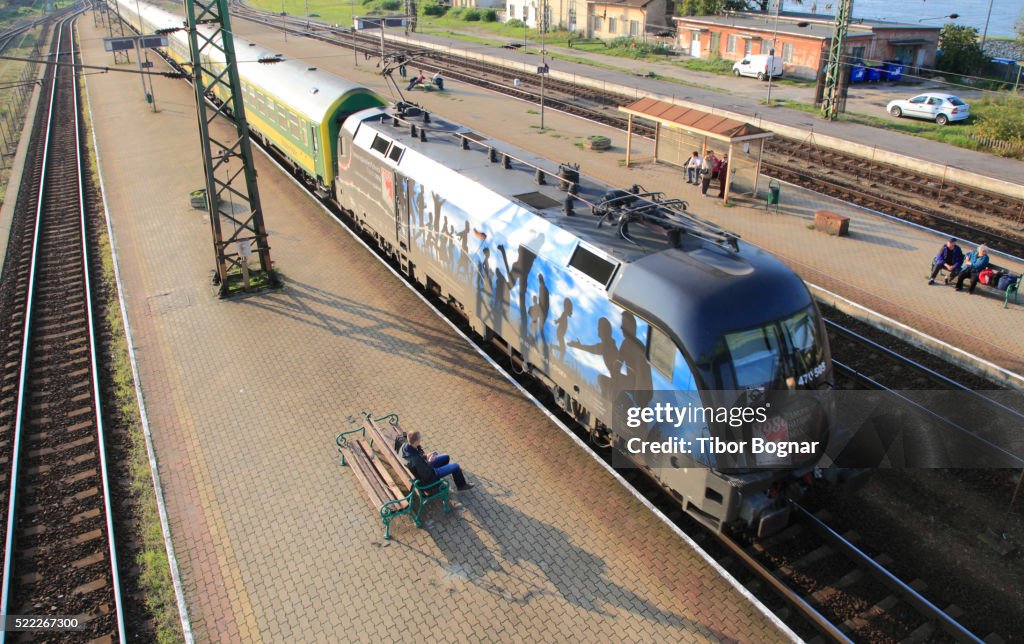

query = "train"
111;0;847;536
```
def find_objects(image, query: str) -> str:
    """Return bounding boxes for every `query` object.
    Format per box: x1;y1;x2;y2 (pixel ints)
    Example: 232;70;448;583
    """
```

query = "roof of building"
672;11;938;40
587;0;657;8
619;97;773;141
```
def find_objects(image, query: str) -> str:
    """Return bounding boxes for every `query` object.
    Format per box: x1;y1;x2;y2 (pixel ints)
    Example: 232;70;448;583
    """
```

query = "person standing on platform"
717;154;729;199
928;238;964;285
953;245;990;294
700;151;718;197
685;151;702;185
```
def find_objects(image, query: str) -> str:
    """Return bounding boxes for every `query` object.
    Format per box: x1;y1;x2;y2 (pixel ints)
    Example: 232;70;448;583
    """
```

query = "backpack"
979;268;995;285
393;431;408;454
997;274;1017;291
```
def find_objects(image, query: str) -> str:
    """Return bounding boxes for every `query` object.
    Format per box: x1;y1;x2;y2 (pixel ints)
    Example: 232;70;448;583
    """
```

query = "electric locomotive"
113;0;840;535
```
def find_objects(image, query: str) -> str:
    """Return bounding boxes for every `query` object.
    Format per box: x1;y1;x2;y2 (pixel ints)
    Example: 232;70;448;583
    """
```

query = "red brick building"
672;12;940;79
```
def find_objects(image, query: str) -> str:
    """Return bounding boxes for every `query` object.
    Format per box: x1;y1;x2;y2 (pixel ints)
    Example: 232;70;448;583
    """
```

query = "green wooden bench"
929;259;1021;308
336;412;450;540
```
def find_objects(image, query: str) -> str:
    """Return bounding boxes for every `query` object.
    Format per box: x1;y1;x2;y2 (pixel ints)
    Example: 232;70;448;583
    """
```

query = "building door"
691;31;701;58
743;38;752;56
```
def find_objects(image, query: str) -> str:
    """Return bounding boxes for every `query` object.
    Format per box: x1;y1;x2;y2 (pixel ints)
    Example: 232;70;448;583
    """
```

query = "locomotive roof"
126;1;384;121
354;106;737;265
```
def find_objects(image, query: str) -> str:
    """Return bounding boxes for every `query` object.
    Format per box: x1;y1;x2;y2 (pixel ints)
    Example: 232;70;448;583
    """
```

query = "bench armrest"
413;479;448;494
365;411;400;428
336;427;368;465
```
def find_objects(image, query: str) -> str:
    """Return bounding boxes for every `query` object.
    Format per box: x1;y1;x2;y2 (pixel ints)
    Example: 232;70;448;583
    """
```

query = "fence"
0;27;45;170
969;134;1024;158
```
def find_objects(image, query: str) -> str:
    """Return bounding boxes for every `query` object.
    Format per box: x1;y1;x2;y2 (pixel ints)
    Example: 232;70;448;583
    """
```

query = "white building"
506;0;586;31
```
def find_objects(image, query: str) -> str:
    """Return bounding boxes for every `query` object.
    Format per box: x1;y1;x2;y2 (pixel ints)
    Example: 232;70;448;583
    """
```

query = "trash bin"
884;61;903;81
866;66;883;82
190;188;207;210
849;65;866;83
766;180;781;212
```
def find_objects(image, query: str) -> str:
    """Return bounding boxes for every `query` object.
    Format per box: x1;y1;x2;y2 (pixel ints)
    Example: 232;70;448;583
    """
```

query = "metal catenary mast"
819;0;853;120
183;0;277;295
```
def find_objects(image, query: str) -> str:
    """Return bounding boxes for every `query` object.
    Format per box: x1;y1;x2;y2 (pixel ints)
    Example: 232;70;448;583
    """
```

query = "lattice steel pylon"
104;0;132;64
819;0;853;120
184;0;276;295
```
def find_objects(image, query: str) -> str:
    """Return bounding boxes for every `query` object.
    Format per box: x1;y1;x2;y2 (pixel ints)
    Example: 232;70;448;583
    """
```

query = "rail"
0;14;126;643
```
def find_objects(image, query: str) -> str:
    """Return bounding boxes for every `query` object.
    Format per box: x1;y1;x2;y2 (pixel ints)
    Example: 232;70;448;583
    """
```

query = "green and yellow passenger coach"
113;0;387;192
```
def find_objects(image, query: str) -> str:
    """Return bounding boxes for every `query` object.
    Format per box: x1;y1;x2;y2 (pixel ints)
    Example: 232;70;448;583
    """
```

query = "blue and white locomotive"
116;0;839;535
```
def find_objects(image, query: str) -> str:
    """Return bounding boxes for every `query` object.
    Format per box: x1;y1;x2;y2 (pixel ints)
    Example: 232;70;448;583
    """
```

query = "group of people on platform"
404;68;444;92
685;150;729;199
928;238;991;294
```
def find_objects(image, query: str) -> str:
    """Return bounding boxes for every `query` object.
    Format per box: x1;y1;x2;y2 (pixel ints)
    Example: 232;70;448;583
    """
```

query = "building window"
782;42;794;63
761;38;772;54
726;34;737;53
593;15;602;32
608;17;616;33
851;46;865;62
743;38;752;55
630;20;639;36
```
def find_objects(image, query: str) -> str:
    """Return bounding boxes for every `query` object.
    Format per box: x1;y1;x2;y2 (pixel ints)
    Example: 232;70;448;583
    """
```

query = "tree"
937;24;986;75
1016;9;1024;47
677;0;724;16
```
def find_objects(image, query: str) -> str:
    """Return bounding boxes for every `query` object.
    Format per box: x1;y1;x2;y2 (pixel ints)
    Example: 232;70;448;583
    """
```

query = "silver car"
886;93;970;125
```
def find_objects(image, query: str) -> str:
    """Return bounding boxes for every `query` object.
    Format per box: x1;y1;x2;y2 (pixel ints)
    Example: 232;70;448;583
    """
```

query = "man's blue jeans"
687;167;698;183
429;454;467;488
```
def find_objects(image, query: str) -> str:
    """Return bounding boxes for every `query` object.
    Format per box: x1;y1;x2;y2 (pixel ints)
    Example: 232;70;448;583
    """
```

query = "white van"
732;54;783;80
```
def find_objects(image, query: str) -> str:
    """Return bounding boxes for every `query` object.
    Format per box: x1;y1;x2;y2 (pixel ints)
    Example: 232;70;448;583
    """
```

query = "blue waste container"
849;65;866;82
884;61;903;81
866;66;883;82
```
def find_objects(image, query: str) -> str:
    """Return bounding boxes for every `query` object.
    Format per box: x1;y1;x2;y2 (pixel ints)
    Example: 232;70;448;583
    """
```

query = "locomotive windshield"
712;306;827;391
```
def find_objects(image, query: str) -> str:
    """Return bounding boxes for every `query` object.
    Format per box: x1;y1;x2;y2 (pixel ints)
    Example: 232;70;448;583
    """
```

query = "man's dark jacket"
400;443;438;485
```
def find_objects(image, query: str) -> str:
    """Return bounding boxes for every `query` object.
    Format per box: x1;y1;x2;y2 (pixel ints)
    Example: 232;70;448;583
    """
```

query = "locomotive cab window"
647;325;676;378
370;134;391;156
568;244;618;287
388;144;404;163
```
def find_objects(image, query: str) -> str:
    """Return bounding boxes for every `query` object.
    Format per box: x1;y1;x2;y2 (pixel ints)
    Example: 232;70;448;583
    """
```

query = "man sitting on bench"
952;245;990;294
401;431;475;491
928;237;964;285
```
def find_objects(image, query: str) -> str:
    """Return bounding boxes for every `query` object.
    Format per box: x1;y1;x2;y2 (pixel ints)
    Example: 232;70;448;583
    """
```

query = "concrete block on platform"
814;210;850;236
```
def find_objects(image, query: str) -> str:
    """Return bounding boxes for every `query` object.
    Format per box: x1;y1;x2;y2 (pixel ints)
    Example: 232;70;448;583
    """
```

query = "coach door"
395;173;412;252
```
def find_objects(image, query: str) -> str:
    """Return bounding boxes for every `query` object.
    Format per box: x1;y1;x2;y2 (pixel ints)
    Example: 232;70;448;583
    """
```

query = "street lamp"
917;13;958;22
765;0;782;105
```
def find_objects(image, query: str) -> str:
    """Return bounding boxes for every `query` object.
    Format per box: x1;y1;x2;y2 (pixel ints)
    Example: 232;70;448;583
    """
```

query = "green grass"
0;24;47;206
77;51;184;644
765;96;1024;159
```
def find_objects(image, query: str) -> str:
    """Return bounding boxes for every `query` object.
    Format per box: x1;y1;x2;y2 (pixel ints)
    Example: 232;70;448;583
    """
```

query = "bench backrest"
366;414;415;492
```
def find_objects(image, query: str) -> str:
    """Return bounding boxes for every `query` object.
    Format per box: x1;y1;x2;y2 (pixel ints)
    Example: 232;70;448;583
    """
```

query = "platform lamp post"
765;0;782;106
917;13;958;22
980;0;995;51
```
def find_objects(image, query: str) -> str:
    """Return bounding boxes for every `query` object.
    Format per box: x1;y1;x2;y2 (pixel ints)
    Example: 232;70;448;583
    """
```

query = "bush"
483;8;498;21
421;1;447;16
506;18;525;28
463;8;481;21
380;0;401;9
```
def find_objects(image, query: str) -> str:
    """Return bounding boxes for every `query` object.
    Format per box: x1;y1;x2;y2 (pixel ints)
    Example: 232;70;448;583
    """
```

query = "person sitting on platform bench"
952;245;990;294
928;237;964;285
400;431;475;491
432;71;444;91
685;151;702;185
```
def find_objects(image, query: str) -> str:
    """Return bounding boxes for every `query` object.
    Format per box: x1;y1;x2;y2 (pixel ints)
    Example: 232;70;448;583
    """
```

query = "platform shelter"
619;98;773;202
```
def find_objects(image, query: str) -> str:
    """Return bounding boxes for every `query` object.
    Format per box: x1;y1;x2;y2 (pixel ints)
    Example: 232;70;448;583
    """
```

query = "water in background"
794;0;1023;38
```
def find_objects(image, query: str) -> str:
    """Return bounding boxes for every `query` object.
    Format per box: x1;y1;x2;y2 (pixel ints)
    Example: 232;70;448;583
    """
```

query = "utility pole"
819;0;852;120
539;0;547;131
106;0;131;63
765;0;781;105
183;0;277;295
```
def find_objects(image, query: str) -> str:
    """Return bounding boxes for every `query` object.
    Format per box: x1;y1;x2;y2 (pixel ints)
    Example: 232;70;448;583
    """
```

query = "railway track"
0;16;126;642
126;8;1011;639
231;5;1024;258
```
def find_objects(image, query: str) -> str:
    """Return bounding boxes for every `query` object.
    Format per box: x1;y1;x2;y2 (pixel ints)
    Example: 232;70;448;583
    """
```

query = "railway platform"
77;20;794;642
226;19;1024;384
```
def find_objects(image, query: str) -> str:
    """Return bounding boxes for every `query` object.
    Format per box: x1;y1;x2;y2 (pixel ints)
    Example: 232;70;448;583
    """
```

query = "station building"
504;0;669;38
672;11;941;79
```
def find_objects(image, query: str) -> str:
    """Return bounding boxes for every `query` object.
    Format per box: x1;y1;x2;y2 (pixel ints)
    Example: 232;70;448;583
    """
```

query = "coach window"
311;127;318;153
647;325;676;379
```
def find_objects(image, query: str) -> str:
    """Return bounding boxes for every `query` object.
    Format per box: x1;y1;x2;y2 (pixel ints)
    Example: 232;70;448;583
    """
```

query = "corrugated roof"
619;98;773;141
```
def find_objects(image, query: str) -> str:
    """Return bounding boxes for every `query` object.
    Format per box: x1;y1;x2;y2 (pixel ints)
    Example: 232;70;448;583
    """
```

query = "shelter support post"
724;141;733;203
625;114;633;167
753;139;764;197
653;122;660;161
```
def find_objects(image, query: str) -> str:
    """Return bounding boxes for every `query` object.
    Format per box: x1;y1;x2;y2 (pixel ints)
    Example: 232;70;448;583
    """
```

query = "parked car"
732;54;783;80
886;93;970;125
